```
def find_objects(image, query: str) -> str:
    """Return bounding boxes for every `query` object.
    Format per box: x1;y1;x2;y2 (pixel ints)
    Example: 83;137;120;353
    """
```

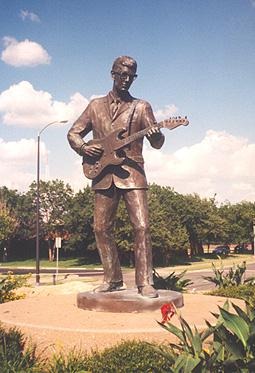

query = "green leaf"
157;321;186;344
250;319;255;335
247;331;255;348
174;353;201;373
179;316;194;346
215;324;245;358
212;340;225;361
222;299;230;311
191;326;202;355
222;358;244;370
219;307;249;347
168;343;185;353
246;302;255;321
231;302;250;324
201;322;215;341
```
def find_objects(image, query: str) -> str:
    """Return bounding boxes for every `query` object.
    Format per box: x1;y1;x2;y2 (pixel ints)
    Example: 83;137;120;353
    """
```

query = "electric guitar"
83;116;189;179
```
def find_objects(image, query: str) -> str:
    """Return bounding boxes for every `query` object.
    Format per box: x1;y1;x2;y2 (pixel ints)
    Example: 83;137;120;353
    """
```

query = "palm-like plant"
157;301;255;372
153;269;193;292
204;260;255;288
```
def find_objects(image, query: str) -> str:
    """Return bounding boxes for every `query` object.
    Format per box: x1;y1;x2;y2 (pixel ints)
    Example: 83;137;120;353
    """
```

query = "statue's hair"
112;56;137;72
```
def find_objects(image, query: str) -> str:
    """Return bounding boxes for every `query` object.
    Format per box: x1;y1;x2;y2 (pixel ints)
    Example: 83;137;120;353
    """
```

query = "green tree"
115;198;133;264
91;184;190;266
113;184;189;266
27;180;74;260
219;201;255;247
2;181;254;264
177;193;227;255
148;184;189;265
64;186;95;257
0;200;19;258
0;187;35;259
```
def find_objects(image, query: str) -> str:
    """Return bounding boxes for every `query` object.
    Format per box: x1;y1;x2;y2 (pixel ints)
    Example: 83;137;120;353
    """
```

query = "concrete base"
77;288;184;313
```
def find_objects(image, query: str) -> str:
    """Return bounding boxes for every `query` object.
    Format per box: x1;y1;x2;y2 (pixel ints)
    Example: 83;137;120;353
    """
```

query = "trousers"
93;185;153;287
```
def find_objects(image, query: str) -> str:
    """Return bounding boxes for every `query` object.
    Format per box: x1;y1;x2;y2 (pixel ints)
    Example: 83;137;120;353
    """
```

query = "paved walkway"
0;278;244;357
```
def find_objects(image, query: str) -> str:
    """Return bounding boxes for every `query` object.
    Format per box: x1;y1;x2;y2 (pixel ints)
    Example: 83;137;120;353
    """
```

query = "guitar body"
83;127;127;179
82;117;189;180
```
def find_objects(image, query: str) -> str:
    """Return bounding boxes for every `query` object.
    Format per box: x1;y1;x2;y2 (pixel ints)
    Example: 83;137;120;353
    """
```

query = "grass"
156;253;254;273
0;257;103;269
1;253;254;272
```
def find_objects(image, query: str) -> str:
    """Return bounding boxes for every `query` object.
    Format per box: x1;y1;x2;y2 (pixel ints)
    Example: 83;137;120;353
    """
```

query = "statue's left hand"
147;126;161;138
146;126;165;149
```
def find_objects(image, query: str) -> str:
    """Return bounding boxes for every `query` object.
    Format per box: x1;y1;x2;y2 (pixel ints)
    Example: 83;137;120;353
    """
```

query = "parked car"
234;243;249;254
212;245;230;256
234;244;244;254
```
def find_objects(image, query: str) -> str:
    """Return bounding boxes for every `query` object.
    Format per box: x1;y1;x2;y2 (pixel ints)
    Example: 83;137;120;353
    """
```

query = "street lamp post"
36;120;68;285
253;219;255;258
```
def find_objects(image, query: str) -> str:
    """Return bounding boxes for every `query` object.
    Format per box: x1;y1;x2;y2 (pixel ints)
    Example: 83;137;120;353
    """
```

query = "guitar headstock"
160;116;189;130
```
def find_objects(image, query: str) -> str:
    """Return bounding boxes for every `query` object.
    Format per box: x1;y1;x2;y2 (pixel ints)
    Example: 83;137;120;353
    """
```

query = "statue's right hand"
83;144;103;157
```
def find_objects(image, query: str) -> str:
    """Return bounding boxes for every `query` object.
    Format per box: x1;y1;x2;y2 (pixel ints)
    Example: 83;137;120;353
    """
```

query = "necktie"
111;100;120;118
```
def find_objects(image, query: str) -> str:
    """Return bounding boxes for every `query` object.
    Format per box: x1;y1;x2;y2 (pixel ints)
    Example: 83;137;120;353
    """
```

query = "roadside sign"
55;237;62;249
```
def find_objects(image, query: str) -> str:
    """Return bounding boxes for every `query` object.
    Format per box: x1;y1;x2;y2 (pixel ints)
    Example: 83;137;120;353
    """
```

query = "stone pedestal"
77;288;183;313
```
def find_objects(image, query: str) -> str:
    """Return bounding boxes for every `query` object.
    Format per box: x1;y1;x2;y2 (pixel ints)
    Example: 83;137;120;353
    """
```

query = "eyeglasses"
113;71;138;81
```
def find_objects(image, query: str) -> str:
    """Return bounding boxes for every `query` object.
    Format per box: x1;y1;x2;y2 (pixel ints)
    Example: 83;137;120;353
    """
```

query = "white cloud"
144;130;255;203
1;129;255;203
0;137;89;192
64;158;90;191
20;10;40;22
63;129;255;202
0;138;48;191
154;104;178;121
1;37;50;67
0;81;89;127
1;87;255;203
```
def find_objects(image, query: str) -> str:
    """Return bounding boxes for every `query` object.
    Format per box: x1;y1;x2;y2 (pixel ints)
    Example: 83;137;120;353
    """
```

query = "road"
183;262;255;291
1;262;255;291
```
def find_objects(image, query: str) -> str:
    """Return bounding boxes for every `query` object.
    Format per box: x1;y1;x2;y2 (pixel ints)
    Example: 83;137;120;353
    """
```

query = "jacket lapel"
112;101;131;121
103;94;112;121
106;91;134;122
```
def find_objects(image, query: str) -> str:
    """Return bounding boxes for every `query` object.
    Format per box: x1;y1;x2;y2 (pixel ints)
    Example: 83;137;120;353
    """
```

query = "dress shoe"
138;284;158;298
94;281;126;293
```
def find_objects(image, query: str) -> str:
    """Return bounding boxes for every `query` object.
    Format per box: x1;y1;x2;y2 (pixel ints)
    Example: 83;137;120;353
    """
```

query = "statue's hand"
83;144;103;157
147;126;162;138
146;126;165;149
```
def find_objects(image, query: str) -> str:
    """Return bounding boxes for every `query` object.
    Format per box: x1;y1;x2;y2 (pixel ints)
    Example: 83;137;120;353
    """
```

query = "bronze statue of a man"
67;56;164;297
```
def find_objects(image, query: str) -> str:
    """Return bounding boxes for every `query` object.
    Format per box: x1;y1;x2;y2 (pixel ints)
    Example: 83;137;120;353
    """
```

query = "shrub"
89;340;174;372
49;340;174;372
208;284;255;307
0;271;31;303
0;324;41;372
47;349;89;372
153;269;193;292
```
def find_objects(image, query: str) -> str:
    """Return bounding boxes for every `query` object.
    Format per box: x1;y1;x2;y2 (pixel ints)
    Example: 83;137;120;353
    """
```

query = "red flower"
160;303;175;324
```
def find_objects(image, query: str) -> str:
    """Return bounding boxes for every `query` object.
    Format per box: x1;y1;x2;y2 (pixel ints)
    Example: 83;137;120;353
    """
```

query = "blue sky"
0;0;255;203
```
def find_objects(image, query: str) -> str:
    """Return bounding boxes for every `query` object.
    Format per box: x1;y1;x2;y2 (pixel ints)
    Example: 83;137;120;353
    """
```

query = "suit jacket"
67;91;164;190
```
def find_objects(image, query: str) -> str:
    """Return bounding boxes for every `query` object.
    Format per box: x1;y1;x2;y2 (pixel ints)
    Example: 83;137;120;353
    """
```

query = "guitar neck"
115;123;163;150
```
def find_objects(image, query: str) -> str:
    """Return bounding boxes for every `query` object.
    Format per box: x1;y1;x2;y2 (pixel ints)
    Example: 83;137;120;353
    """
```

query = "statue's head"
111;56;138;93
111;56;137;74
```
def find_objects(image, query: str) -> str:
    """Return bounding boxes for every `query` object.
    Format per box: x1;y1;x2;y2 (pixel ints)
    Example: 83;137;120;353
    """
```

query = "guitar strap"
126;99;139;137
